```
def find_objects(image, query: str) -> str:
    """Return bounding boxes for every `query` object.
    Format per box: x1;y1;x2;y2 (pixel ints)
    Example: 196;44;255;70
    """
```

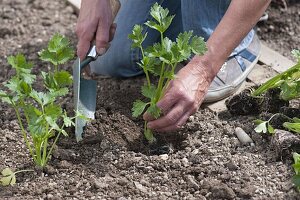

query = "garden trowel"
73;0;120;142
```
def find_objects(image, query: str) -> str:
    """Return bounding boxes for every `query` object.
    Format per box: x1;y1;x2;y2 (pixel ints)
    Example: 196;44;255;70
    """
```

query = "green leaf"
6;77;19;92
283;122;300;133
39;33;74;65
147;104;161;119
292;175;300;187
190;36;207;55
280;81;298;100
63;113;74;127
54;70;72;87
253;119;265;125
142;85;156;99
132;100;148;117
176;31;193;59
30;91;55;106
293;118;300;123
145;3;174;33
292;49;300;62
28;116;47;137
144;20;164;33
19;81;32;95
267;123;275;134
293;153;300;164
7;54;33;70
42;71;57;90
128;25;147;48
254;121;268;133
45;104;62;120
0;168;16;186
49;87;69;98
75;110;91;121
45;116;60;131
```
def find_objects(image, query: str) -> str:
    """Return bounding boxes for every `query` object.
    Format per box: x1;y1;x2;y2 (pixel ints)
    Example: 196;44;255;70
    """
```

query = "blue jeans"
90;0;255;77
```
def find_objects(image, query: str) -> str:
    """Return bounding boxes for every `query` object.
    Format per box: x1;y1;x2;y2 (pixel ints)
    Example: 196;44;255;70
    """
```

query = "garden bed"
0;0;299;199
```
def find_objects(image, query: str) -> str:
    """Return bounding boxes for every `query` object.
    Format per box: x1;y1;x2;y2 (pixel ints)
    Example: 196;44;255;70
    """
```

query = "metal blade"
73;58;97;141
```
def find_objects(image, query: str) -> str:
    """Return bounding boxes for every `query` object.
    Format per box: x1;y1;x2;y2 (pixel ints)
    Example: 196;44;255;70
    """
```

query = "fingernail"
97;47;107;55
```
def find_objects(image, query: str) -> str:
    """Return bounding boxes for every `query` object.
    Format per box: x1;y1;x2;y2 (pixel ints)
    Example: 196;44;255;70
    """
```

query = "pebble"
235;127;253;144
159;154;168;161
186;175;200;190
93;179;109;189
134;181;147;193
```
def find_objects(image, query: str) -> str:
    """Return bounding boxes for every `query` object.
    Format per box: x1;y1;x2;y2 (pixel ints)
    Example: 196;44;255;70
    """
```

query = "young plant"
252;50;300;134
0;167;33;186
252;49;300;100
0;33;79;167
253;117;275;135
129;3;207;142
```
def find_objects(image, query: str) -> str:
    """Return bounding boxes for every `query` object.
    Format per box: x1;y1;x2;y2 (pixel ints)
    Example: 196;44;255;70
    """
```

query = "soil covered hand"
145;59;213;132
76;0;117;60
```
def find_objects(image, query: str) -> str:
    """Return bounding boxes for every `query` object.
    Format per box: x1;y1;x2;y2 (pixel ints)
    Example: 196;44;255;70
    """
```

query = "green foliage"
0;168;33;186
252;49;300;100
0;168;16;186
293;153;300;190
0;33;76;167
129;3;206;142
39;33;74;66
253;119;275;134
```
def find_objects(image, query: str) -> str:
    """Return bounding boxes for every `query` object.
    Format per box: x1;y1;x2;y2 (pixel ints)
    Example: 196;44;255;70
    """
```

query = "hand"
144;59;214;132
76;0;117;60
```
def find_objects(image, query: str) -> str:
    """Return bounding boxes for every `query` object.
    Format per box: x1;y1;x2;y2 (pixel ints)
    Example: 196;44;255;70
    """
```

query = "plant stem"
35;140;42;166
155;62;166;102
42;137;48;166
45;127;63;164
252;63;300;96
14;169;34;174
13;105;35;162
140;46;151;87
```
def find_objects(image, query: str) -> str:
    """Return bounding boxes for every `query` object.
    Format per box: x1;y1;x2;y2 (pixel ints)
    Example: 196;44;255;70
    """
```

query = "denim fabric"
90;0;255;77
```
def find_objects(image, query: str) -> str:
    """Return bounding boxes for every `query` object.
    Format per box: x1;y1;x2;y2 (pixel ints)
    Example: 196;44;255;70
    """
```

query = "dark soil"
0;0;300;199
257;0;300;61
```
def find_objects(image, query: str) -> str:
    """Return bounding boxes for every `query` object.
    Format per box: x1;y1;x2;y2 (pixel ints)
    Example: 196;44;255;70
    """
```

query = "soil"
0;0;300;199
257;0;300;61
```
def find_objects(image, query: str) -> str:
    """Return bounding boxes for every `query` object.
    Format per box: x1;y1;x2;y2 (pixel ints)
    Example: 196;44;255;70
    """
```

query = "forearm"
192;0;271;80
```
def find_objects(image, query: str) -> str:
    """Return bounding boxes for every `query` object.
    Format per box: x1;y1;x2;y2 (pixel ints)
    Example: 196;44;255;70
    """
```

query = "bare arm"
147;0;271;132
195;0;271;80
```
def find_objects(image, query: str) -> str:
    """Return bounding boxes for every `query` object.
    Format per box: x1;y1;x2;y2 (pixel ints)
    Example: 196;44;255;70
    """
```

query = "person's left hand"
144;58;214;132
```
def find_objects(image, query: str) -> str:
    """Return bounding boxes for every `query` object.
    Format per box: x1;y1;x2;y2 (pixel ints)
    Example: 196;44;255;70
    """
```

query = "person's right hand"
76;0;117;60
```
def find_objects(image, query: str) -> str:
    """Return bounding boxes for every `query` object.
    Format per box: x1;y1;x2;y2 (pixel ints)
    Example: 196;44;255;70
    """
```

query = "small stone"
44;165;56;175
192;149;199;155
159;154;168;161
47;193;54;199
134;181;147;193
93;179;109;189
186;175;200;190
58;160;72;169
235;127;253;144
226;161;238;171
181;158;189;167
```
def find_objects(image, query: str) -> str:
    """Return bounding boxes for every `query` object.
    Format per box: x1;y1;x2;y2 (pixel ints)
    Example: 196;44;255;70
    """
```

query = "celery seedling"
0;34;81;167
129;3;207;142
0;167;33;186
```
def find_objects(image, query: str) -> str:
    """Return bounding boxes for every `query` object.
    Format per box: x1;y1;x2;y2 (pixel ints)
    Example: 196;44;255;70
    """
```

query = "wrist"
189;55;216;83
